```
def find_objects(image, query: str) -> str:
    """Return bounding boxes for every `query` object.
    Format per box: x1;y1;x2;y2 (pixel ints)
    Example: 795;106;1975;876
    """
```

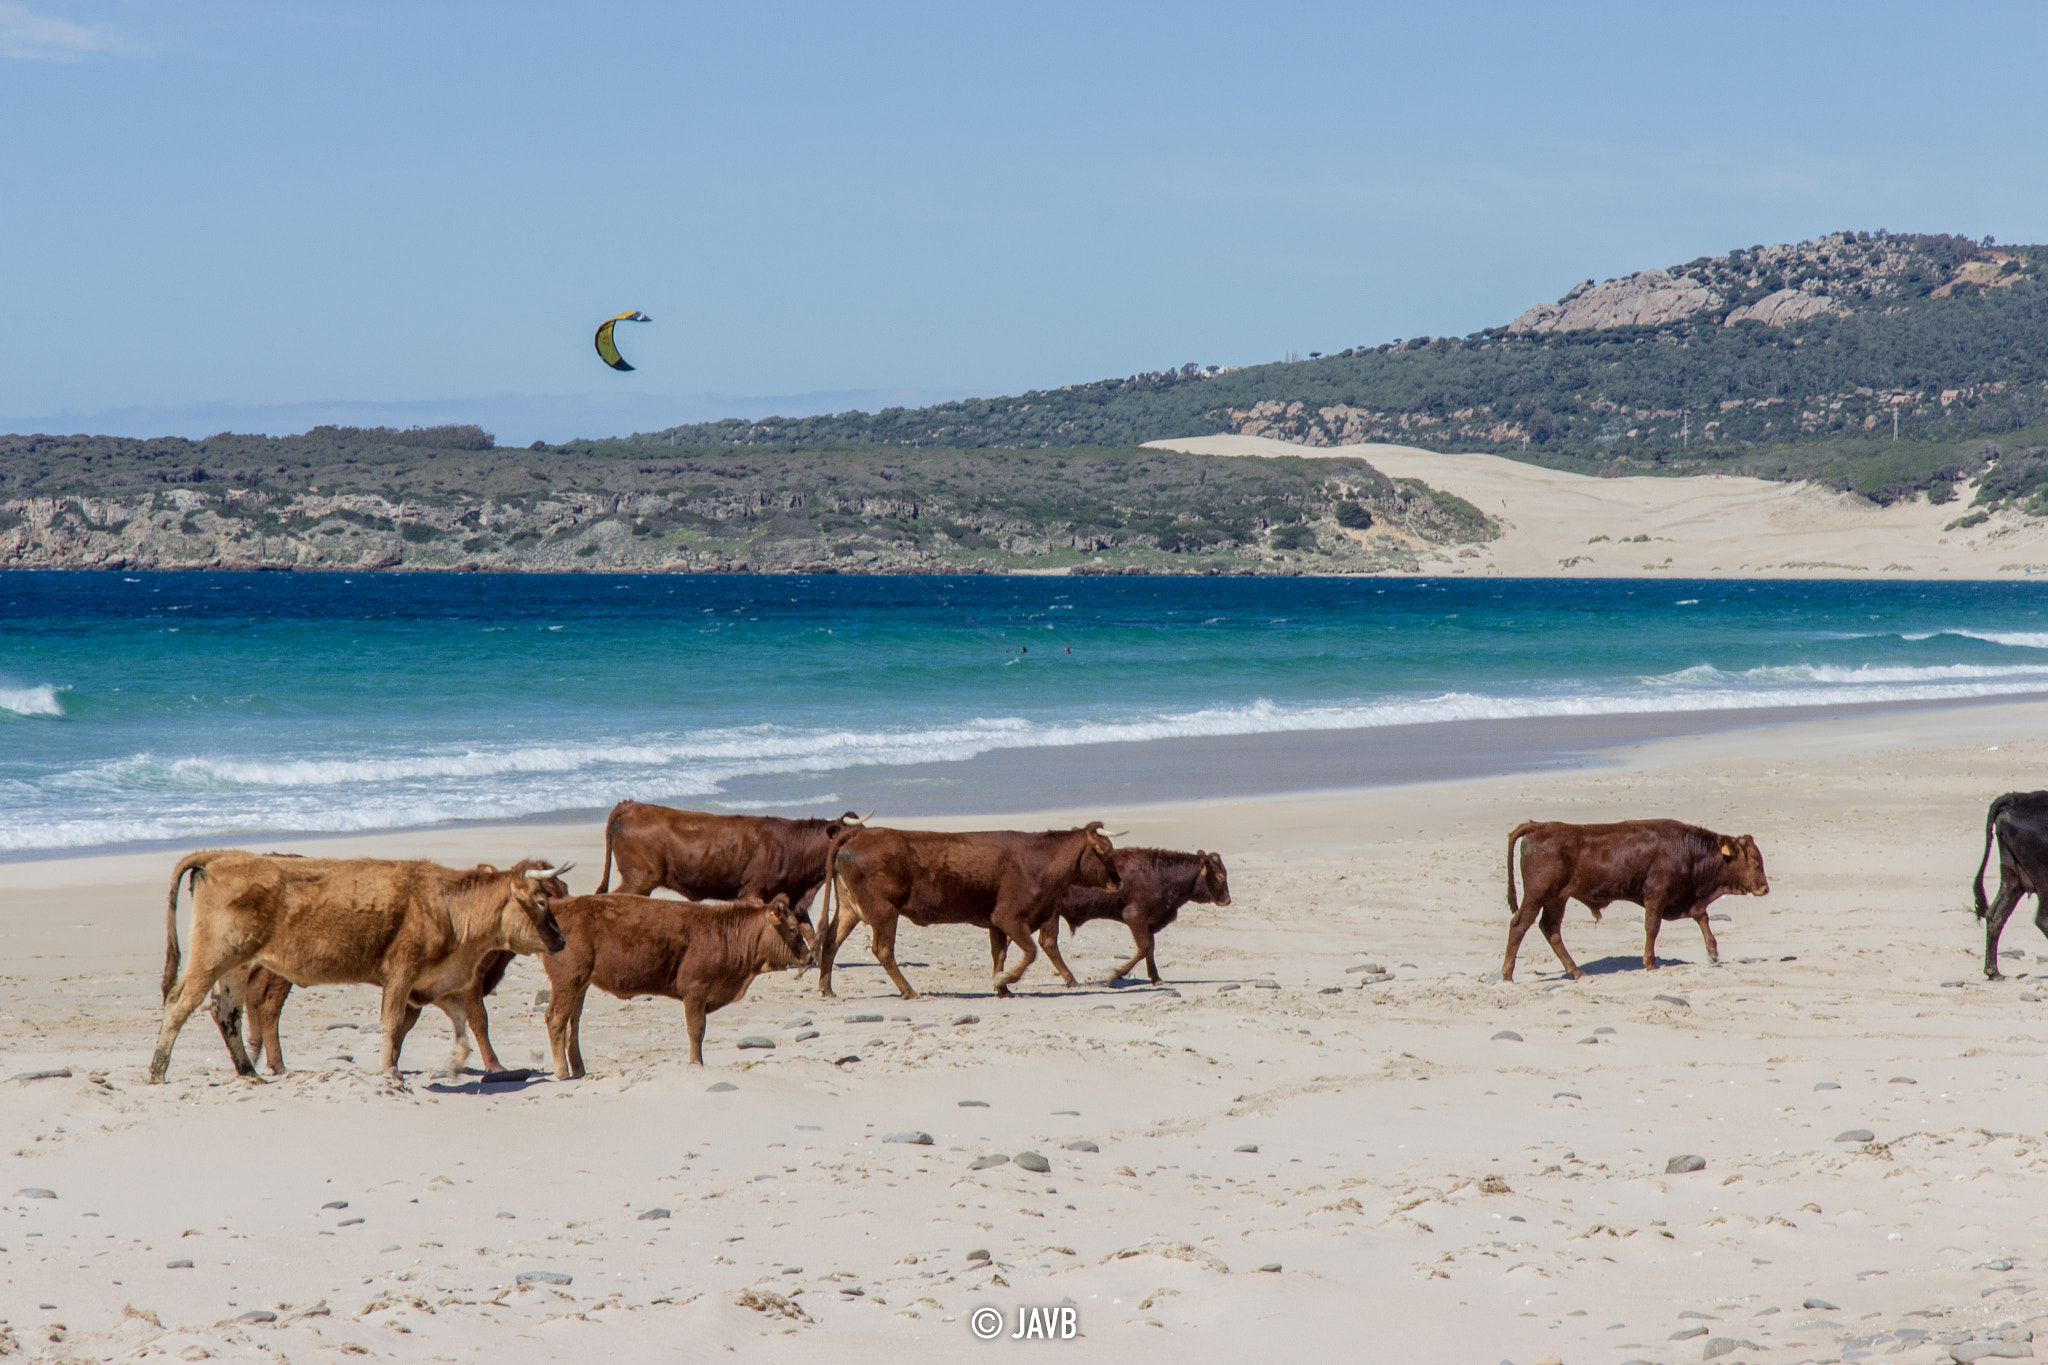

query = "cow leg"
990;915;1037;998
1501;894;1547;983
208;978;262;1080
870;916;919;1000
1538;900;1583;980
1109;924;1153;983
150;909;258;1083
816;890;865;1000
568;998;586;1078
1642;904;1665;971
437;999;472;1077
1691;903;1722;964
254;980;288;1075
466;994;506;1074
544;991;574;1081
1036;919;1079;988
1985;868;2027;979
375;981;419;1074
685;998;708;1066
990;927;1010;978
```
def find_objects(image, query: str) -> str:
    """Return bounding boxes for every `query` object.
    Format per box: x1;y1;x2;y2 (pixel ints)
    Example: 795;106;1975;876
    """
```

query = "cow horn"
1103;830;1129;840
525;862;574;879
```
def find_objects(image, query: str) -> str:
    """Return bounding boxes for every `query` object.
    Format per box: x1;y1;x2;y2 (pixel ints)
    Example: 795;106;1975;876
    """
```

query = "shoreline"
9;687;2047;866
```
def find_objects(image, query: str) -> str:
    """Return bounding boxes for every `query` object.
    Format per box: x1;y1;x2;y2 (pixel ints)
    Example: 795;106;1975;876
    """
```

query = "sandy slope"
8;703;2048;1362
1144;433;2048;579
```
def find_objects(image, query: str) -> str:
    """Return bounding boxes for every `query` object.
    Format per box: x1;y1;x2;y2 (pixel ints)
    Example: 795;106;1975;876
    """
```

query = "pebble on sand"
1802;1298;1839;1310
959;1100;990;1107
736;1036;776;1050
11;1068;72;1082
236;1310;277;1323
638;1208;671;1221
517;1270;573;1286
1255;980;1280;990
793;1030;819;1042
953;1014;980;1025
322;1200;348;1209
166;1259;194;1269
1671;1325;1711;1339
1553;1092;1582;1100
1976;1258;2017;1271
835;1055;861;1066
1318;986;1342;994
1653;994;1690;1008
1234;1144;1260;1154
707;1082;739;1093
1015;1151;1052;1173
1815;1082;1841;1090
883;1131;934;1145
1492;1031;1523;1042
970;1155;1009;1170
1834;1129;1876;1143
967;1249;991;1262
1889;1076;1917;1084
845;1014;883;1023
16;1188;55;1199
1257;1263;1282;1273
1665;1154;1707;1174
337;1217;364;1226
1066;1140;1100;1152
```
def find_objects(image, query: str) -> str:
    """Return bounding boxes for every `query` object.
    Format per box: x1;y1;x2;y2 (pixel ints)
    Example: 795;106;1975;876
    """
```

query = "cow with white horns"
151;851;569;1082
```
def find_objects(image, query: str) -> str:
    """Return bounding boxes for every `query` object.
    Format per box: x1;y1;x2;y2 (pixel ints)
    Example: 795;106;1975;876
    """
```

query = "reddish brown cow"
539;893;812;1073
1015;847;1231;984
232;862;568;1076
1503;819;1769;982
596;801;862;914
817;823;1120;999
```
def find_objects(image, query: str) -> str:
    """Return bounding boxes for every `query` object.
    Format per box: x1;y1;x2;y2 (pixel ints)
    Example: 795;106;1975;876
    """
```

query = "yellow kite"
594;310;651;371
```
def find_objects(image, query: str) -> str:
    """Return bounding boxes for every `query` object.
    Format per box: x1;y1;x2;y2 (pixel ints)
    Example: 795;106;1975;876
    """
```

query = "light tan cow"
152;850;568;1082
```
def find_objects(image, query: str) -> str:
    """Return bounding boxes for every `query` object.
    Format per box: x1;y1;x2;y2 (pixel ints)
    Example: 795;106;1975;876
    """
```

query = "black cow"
1972;790;2048;980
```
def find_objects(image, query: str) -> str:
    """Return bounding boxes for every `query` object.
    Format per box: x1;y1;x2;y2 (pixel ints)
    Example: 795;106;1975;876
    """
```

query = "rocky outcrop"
1510;270;1723;333
1722;286;1834;327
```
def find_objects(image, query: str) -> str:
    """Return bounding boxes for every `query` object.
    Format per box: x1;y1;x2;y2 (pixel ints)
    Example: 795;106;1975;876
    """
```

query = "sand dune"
8;702;2048;1360
1144;433;2048;578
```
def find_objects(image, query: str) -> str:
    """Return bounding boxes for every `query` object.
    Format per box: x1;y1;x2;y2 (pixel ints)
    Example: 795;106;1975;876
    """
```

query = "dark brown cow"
817;823;1120;999
233;861;569;1076
1503;820;1769;982
539;893;812;1073
999;847;1231;985
153;851;567;1081
596;801;862;914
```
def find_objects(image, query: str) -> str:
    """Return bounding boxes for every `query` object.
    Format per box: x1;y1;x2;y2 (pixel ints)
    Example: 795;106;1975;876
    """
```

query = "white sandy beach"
7;702;2048;1362
1145;433;2048;580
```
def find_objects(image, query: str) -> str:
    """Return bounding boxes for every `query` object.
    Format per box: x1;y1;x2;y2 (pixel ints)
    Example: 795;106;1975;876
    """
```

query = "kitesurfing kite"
594;310;651;371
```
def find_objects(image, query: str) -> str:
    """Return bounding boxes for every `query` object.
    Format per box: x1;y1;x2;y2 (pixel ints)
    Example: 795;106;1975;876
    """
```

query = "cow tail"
1505;822;1536;917
1976;793;2016;918
163;852;210;1001
597;801;626;894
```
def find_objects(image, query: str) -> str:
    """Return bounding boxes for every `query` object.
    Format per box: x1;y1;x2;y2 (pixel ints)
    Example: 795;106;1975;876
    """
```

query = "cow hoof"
1988;971;2006;982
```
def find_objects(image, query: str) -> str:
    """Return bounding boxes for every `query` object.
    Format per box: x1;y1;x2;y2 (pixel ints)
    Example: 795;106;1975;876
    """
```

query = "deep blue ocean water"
6;570;2048;853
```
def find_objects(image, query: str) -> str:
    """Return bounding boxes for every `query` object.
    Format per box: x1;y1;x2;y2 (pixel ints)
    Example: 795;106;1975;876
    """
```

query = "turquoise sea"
5;571;2048;854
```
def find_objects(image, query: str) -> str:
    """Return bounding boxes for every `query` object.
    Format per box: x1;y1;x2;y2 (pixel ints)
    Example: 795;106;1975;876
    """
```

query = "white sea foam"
0;684;64;717
1902;629;2048;649
16;657;2048;852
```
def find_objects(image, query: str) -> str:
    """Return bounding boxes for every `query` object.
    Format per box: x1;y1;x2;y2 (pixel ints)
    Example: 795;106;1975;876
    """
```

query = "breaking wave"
0;683;65;717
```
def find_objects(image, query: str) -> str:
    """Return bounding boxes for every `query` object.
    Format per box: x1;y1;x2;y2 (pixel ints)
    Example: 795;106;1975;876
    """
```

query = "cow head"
1717;836;1769;896
506;862;571;954
760;893;813;969
1078;822;1121;892
1194;851;1232;906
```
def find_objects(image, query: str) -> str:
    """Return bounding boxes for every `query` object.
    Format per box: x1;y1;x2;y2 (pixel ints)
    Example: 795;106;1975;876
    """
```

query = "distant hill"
632;230;2047;468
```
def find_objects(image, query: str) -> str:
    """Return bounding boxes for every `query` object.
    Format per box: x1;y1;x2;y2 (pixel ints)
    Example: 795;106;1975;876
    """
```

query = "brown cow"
817;823;1120;999
597;801;863;914
153;851;567;1082
233;861;569;1076
1502;820;1769;982
1013;847;1231;985
538;893;811;1073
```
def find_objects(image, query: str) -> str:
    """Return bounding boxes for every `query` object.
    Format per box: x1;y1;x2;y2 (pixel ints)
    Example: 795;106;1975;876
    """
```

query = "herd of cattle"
145;790;2048;1084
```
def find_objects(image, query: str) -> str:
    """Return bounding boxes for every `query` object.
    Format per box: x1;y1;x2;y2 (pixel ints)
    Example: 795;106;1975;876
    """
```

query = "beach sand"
1144;433;2048;579
7;701;2048;1361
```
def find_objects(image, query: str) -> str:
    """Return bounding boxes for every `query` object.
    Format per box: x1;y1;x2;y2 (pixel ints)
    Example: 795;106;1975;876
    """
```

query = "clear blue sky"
4;1;2045;442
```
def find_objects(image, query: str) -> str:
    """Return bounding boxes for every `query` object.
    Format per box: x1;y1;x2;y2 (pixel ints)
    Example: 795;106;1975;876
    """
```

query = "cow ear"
1719;841;1734;859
